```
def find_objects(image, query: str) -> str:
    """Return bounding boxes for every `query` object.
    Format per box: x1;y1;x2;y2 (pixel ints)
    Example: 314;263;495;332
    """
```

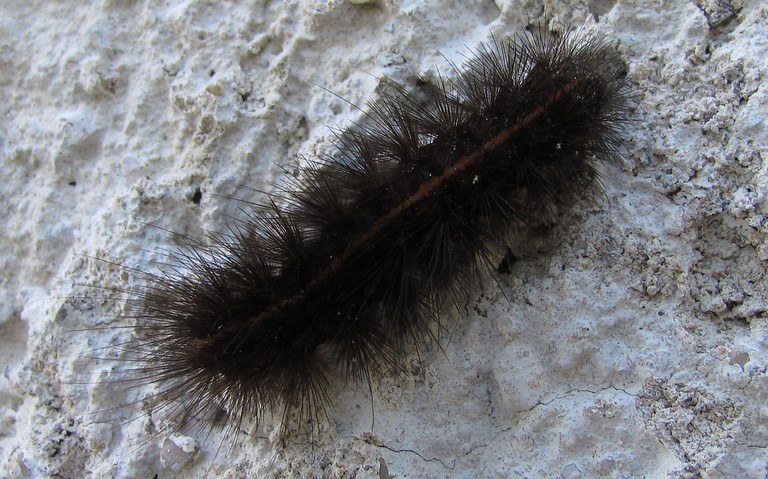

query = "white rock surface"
1;1;767;478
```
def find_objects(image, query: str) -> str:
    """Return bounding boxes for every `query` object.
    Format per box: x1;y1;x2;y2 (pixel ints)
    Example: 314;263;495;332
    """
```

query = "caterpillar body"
124;27;629;438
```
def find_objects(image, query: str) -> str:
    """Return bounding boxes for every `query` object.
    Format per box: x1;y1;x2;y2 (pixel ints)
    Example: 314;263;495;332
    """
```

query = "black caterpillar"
122;27;629;437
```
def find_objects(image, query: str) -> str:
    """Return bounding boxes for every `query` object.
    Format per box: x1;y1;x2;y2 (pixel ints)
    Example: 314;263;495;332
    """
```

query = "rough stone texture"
1;1;767;478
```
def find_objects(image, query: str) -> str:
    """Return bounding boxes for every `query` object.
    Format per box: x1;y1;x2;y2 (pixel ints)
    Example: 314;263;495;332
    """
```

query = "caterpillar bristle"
117;26;629;442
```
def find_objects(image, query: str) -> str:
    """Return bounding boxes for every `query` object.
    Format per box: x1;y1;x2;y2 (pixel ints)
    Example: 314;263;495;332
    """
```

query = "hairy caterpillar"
117;26;629;442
